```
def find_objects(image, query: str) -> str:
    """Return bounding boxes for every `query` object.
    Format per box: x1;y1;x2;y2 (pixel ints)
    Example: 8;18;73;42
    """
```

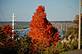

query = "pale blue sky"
0;0;79;21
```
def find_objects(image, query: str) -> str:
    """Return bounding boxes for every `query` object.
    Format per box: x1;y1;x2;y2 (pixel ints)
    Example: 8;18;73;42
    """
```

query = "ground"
61;49;82;54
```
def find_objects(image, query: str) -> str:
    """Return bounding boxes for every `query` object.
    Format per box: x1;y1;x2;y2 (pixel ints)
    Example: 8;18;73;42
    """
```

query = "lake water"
15;28;29;37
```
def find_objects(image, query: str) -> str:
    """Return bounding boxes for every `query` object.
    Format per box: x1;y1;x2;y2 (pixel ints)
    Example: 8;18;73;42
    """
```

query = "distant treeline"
0;21;73;29
0;21;29;29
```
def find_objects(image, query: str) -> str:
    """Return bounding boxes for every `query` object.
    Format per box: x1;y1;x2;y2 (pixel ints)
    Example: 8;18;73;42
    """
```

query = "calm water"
15;28;29;37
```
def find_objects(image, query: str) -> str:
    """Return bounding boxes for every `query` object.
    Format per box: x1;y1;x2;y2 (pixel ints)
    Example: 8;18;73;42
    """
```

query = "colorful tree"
0;25;16;48
3;25;12;37
28;5;60;52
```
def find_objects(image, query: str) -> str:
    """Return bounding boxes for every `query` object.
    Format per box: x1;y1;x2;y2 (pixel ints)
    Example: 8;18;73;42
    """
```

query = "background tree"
0;25;16;48
73;15;79;24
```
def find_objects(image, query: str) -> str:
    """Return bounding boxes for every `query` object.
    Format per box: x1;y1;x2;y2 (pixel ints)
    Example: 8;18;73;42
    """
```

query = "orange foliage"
28;5;60;50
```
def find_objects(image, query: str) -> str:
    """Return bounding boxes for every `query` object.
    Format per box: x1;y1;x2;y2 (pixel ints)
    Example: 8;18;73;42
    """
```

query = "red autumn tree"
28;5;60;50
3;25;12;37
0;25;16;48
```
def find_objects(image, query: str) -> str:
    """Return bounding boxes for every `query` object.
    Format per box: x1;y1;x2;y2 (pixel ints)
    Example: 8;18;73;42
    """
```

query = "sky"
0;0;79;21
